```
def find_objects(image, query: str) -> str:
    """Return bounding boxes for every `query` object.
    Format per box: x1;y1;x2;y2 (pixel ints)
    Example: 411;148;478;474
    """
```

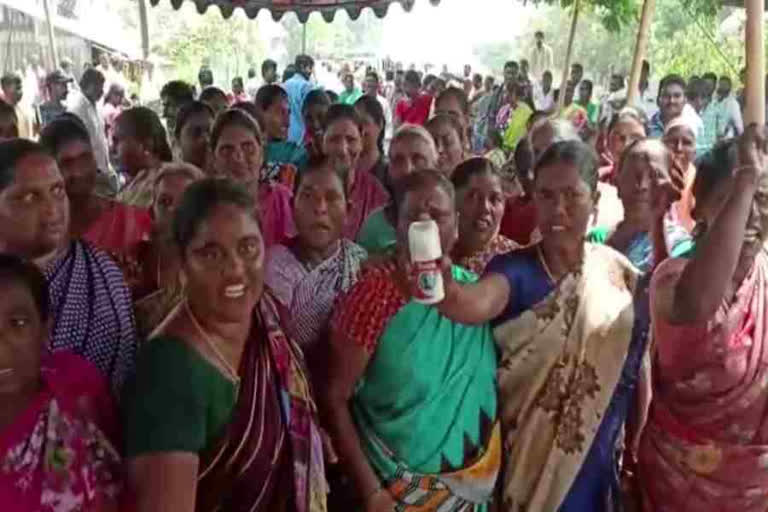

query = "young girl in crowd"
255;84;308;190
0;253;123;511
354;95;389;186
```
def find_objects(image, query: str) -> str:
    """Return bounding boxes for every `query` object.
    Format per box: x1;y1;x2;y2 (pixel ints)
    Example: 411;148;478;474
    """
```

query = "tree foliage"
495;0;743;87
521;0;723;32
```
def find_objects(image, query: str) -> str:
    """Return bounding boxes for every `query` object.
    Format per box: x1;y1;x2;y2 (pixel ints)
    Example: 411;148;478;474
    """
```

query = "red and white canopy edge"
147;0;442;23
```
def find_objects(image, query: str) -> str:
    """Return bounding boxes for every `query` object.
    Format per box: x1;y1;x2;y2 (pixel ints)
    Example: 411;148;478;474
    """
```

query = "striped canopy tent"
147;0;441;23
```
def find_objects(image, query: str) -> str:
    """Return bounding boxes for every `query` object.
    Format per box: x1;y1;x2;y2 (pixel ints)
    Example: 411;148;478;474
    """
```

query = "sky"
243;0;535;71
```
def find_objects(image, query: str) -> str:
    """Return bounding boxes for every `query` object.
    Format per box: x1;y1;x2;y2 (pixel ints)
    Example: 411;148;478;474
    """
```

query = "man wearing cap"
0;72;32;139
38;70;72;130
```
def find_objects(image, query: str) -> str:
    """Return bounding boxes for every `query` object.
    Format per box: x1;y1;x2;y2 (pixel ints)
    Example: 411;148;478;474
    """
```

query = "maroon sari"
195;293;327;512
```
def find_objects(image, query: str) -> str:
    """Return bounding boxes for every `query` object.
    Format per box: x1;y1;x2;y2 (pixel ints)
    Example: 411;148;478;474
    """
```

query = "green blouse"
122;336;237;457
356;207;397;257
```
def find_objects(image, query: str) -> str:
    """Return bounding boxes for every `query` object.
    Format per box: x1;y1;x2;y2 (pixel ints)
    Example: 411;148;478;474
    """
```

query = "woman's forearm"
325;398;382;501
436;274;510;325
650;215;669;268
672;171;758;323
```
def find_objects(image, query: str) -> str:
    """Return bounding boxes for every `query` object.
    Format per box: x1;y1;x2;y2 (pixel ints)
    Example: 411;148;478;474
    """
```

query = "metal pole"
138;0;150;61
302;23;307;54
626;0;656;106
557;0;580;113
745;0;765;126
41;0;58;69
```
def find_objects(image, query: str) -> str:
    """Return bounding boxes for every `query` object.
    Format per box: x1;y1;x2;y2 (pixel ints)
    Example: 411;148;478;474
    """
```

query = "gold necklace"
184;300;241;384
537;245;557;284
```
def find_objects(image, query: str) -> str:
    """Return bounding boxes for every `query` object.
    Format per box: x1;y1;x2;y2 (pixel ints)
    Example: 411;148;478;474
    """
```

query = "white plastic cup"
408;219;445;304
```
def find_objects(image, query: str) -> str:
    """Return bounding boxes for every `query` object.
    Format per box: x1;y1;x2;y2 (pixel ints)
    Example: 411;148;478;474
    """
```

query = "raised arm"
437;271;511;325
669;127;764;324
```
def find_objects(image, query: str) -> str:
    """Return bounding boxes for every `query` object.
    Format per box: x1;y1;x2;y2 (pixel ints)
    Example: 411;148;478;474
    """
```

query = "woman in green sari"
326;169;500;511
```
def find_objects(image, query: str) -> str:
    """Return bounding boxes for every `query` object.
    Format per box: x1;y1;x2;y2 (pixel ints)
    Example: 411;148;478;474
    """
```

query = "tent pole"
557;0;580;113
745;0;765;126
42;0;58;69
138;0;150;61
626;0;656;106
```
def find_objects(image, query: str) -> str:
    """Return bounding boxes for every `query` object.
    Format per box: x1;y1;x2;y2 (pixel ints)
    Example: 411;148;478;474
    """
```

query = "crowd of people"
1;28;768;512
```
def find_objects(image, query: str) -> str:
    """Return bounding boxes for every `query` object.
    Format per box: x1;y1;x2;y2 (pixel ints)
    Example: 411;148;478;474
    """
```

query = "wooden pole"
557;0;580;113
626;0;656;106
745;0;765;126
138;0;150;61
41;0;58;69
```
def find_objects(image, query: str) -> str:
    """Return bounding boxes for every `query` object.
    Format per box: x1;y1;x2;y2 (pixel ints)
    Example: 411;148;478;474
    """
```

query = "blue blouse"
486;247;652;512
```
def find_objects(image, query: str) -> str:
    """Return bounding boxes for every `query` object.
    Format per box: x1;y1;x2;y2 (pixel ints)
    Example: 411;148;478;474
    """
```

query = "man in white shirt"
363;70;393;149
530;31;554;81
715;75;743;140
68;69;111;178
533;70;555;113
245;67;260;99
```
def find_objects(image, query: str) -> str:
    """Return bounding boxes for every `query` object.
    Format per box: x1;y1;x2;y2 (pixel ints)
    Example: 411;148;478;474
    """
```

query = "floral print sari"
638;249;768;511
0;352;122;512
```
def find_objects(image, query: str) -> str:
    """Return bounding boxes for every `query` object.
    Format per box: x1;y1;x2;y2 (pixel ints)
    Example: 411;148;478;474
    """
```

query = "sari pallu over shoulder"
494;244;638;511
195;292;327;512
638;249;768;512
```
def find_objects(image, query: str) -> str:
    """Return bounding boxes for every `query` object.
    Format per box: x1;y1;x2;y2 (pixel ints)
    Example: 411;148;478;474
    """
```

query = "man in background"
160;80;195;135
715;75;743;141
198;65;214;90
364;70;393;147
285;54;315;144
262;59;278;86
534;70;555;113
1;72;32;139
697;72;719;154
38;70;72;130
570;63;584;86
68;68;114;189
245;67;260;99
530;31;553;80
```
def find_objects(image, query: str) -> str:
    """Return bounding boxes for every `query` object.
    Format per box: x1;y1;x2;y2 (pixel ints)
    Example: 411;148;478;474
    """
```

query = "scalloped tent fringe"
148;0;442;23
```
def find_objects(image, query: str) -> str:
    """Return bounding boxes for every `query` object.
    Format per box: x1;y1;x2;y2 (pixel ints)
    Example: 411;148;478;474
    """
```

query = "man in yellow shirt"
1;72;32;139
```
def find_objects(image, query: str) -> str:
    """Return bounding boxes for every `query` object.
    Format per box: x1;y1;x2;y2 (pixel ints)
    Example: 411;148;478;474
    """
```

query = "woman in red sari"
39;114;151;256
638;127;768;510
323;104;389;240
